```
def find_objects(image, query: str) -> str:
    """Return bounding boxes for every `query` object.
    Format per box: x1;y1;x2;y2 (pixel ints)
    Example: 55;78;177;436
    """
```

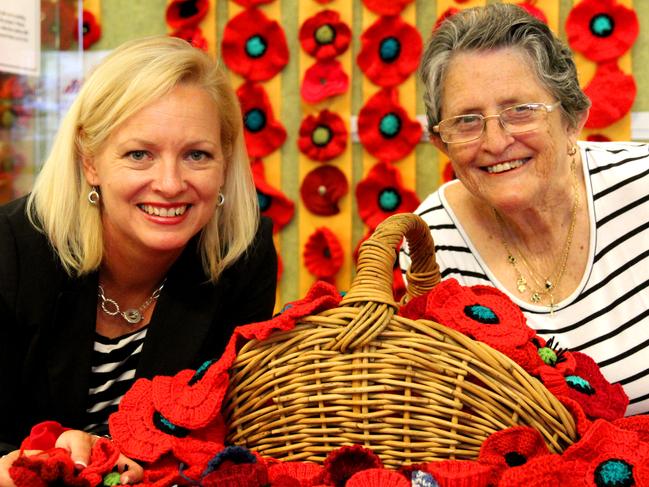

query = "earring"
88;186;100;205
568;145;577;156
217;192;225;207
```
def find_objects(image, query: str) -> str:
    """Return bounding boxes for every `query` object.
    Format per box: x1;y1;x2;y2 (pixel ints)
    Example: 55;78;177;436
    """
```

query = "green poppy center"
594;459;634;487
379;113;401;138
378;188;401;212
315;24;335;45
312;125;333;146
244;108;266;132
379;36;401;62
103;472;122;486
565;375;595;395
538;346;558;365
464;304;500;324
257;191;271;212
245;35;267;58
590;14;615;38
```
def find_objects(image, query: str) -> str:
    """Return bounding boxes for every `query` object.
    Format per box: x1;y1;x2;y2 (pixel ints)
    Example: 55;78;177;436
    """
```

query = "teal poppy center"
312;125;332;146
315;24;335;45
378;188;401;212
153;411;189;437
565;375;595;395
379;36;401;63
244;108;266;133
245;35;267;58
257;191;271;212
594;459;634;487
464;304;500;324
590;14;615;38
188;359;215;386
379;113;401;138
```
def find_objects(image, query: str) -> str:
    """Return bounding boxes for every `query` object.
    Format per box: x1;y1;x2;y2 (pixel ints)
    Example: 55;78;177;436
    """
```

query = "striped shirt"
85;327;148;433
399;141;649;415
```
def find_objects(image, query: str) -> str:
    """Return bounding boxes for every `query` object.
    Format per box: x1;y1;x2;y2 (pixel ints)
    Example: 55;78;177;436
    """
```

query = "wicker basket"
224;213;577;467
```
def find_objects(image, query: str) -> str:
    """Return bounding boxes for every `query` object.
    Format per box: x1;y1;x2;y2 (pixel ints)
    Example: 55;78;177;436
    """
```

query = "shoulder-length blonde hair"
27;35;258;282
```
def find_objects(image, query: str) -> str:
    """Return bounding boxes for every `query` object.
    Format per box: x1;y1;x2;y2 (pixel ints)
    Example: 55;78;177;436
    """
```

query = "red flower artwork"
356;161;420;230
434;7;460;30
171;26;208;51
301;59;349;103
303;227;344;282
566;0;639;62
357;15;422;88
583;61;636;129
299;10;351;60
441;160;456;183
251;159;294;234
74;10;101;50
231;0;275;7
165;0;209;30
221;8;289;82
298;109;348;162
300;165;348;216
357;88;422;162
361;0;414;16
237;82;287;158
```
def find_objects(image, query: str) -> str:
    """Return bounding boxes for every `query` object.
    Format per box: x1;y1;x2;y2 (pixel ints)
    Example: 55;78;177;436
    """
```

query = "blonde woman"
0;36;277;483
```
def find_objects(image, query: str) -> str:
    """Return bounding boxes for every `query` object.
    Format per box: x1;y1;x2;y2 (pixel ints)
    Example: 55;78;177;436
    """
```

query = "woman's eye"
127;150;149;161
187;150;210;162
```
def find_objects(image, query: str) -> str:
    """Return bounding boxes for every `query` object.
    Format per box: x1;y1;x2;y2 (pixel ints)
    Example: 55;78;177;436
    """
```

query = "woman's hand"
55;430;143;484
0;450;41;487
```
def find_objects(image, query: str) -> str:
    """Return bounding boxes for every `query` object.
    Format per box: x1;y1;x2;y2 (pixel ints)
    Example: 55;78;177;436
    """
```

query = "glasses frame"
432;101;562;144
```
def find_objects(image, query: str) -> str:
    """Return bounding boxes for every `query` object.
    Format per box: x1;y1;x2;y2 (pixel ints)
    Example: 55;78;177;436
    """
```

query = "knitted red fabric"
303;227;345;281
301;59;349;103
346;468;410;487
20;420;70;451
322;445;383;487
268;461;324;486
614;415;649;443
418;460;493;487
497;455;581;486
583;61;636;129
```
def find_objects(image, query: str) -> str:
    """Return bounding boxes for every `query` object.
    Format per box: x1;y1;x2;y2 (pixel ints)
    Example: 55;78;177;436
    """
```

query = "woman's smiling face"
82;84;225;261
436;47;577;213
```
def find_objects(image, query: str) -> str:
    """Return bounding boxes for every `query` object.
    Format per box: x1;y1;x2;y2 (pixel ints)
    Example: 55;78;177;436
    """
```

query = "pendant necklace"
97;279;166;325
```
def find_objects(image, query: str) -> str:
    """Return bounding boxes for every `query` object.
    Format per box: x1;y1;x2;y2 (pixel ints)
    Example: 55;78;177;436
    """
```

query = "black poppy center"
153;411;189;437
378;188;401;212
590;13;615;38
323;246;332;259
379;36;401;63
178;0;200;18
244;108;266;133
245;35;268;58
594;458;634;487
504;451;527;467
257;191;271;212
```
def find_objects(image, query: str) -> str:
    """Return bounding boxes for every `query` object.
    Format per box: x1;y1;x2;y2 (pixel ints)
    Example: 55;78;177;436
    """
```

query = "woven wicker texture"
224;213;577;467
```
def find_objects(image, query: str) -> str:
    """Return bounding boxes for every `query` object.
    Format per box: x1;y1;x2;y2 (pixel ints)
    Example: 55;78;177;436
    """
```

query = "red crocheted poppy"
517;1;548;23
301;59;349;103
323;445;383;486
434;7;460;30
298;109;348;162
347;469;410;487
539;351;628;422
299;10;351;60
587;134;612;142
441;160;456;183
231;0;275;7
357;16;422;88
237;82;287;158
303;227;344;281
300;165;348;216
478;426;551;483
268;462;324;486
414;460;493;486
356;161;420;230
251;159;294;233
357;88;422;162
361;0;414;16
74;10;101;50
171;26;209;51
584;61;636;129
165;0;208;29
497;454;578;486
221;8;289;82
614;416;649;444
566;0;639;62
41;0;76;50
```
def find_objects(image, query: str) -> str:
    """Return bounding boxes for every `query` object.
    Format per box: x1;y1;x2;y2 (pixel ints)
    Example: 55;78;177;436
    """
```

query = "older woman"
0;36;277;483
401;4;648;415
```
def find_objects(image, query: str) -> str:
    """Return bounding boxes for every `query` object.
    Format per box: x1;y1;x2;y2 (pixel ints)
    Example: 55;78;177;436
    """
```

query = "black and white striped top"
399;141;649;415
84;327;148;433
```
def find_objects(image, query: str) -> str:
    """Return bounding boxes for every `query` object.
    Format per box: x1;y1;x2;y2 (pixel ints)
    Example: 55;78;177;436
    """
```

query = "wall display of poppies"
41;0;102;51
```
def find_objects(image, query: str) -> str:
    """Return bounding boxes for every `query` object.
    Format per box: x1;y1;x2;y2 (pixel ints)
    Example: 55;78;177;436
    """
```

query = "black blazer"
0;197;277;453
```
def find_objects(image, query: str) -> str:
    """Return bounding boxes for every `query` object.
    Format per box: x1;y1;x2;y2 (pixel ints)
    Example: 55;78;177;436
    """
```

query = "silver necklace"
97;279;166;325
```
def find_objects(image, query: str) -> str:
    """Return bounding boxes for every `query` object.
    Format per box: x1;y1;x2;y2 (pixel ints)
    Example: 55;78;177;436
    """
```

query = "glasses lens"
500;104;546;133
439;115;484;143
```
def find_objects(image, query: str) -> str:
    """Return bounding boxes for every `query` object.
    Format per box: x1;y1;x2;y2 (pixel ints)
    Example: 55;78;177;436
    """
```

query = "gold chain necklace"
494;159;579;312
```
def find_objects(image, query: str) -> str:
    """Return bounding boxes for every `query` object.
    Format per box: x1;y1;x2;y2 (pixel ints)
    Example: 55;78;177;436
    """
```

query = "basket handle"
327;213;440;352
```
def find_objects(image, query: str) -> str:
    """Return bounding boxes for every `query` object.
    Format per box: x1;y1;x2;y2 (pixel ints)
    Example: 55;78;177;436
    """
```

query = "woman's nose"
481;117;515;153
151;159;187;196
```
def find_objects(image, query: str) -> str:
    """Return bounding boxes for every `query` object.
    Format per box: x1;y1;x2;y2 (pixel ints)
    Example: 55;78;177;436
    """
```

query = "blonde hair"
26;36;258;281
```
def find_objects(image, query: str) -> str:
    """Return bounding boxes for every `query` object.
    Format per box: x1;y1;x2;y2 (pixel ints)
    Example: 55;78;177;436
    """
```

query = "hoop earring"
217;192;225;207
88;186;100;205
568;145;577;156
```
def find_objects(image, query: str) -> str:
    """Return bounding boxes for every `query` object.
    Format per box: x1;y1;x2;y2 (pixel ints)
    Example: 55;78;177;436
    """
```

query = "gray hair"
420;3;591;136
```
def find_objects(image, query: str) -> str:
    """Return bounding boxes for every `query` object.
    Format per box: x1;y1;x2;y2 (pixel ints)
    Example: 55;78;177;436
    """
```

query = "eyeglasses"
432;101;562;144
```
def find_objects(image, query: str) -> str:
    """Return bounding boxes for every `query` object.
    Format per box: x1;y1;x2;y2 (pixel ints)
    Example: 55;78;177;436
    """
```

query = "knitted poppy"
171;26;209;51
441;160;456;183
300;165;348;216
298;109;348;162
74;10;101;50
231;0;274;6
41;0;76;50
566;0;639;62
357;88;422;162
434;7;460;30
357;16;422;88
299;10;351;60
533;336;577;375
301;59;349;103
413;460;493;486
356;161;419;230
347;469;410;487
237;82;287;158
303;227;344;281
201;447;269;487
165;0;208;29
252;159;294;233
587;134;612;142
497;455;579;486
517;1;548;23
361;0;414;16
614;416;649;444
268;462;324;486
583;61;636;129
323;445;383;486
539;351;628;422
221;8;289;82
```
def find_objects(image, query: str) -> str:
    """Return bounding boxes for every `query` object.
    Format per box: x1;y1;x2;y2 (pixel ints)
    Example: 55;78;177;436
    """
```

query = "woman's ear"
81;156;100;186
570;108;590;146
430;133;450;156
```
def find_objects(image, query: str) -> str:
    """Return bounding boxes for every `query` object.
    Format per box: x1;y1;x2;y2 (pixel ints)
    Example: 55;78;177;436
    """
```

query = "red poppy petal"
347;469;410;487
165;0;209;29
300;165;349;216
361;0;414;16
584;61;636;129
299;10;352;60
75;10;102;50
171;26;209;51
498;455;581;485
303;227;344;280
434;8;460;31
298;109;348;162
517;1;548;23
301;59;349;103
252;159;295;233
237;82;287;158
231;0;275;6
